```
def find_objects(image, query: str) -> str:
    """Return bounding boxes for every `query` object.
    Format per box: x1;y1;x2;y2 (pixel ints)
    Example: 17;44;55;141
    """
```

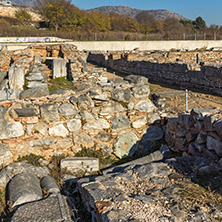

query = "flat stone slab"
11;194;72;222
61;157;99;173
8;172;42;208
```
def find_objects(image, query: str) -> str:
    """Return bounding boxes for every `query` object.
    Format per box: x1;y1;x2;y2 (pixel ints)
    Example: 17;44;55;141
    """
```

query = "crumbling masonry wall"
88;51;222;95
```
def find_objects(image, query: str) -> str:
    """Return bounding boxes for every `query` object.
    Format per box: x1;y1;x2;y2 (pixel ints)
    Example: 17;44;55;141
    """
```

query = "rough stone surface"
58;103;78;116
8;172;42;208
41;176;60;194
40;103;60;122
113;131;138;158
11;194;72;222
66;118;82;132
19;86;49;99
142;126;164;141
14;108;37;117
73;132;94;147
52;59;67;79
0;119;24;139
8;66;25;89
134;99;155;112
83;119;110;130
49;124;69;138
111;88;131;102
77;95;94;110
132;117;147;128
132;84;150;98
0;144;12;167
111;113;130;130
0;162;50;187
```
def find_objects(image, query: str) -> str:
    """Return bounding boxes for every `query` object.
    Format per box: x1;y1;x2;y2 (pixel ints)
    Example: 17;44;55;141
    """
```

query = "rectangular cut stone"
61;157;99;173
34;55;41;65
53;59;67;79
21;116;39;124
8;67;25;89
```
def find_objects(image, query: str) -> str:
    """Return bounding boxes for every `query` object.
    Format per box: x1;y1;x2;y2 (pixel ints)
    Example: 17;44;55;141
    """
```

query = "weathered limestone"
19;86;49;99
11;194;72;222
58;103;78;116
0;144;12;167
49;124;69;138
0;119;24;140
60;157;99;173
8;66;25;89
41;176;60;194
113;131;138;158
40;103;60;122
52;59;67;79
8;172;42;208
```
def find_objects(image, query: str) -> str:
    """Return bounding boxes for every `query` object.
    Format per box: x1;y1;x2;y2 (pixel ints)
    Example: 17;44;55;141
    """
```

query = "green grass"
48;77;76;94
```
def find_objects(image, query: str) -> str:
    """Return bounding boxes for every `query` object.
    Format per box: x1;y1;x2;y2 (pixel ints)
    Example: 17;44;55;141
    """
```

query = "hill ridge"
88;6;188;21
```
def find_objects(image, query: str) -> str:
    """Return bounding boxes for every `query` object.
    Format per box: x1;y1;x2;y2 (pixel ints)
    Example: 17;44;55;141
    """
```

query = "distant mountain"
10;0;35;8
88;6;188;21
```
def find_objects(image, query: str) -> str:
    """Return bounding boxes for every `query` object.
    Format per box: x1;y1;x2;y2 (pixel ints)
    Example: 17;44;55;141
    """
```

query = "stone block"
111;113;130;130
52;59;67;79
66;118;82;132
142;126;164;141
19;86;49;99
8;172;42;208
34;55;41;65
61;157;99;173
58;103;78;116
207;136;222;157
40;103;60;122
41;176;60;194
111;88;131;102
134;99;155;113
0;89;21;101
0;144;12;167
14;108;37;117
49;124;69;138
0;71;7;83
0;119;24;140
11;194;72;222
113;131;138;158
132;84;150;98
8;66;25;89
83;119;110;130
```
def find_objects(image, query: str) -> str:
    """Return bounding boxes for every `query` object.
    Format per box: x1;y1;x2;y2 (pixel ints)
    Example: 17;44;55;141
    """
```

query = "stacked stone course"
88;50;222;95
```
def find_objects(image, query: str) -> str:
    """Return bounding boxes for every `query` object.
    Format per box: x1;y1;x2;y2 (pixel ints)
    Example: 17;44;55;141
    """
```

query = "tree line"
1;0;222;40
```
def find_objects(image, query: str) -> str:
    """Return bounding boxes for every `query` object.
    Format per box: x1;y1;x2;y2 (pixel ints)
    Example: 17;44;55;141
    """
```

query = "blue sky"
71;0;222;26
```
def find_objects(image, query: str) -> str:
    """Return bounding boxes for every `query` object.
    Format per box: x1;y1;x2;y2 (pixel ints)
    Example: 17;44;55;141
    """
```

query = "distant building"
0;0;12;6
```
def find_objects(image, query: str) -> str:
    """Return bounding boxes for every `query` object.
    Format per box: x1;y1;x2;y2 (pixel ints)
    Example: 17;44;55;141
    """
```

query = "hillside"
0;5;41;21
88;6;188;21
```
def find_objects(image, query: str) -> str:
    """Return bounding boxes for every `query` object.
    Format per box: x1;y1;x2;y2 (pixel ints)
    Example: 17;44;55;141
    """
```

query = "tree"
15;9;32;23
135;11;157;33
163;18;184;35
193;16;206;30
35;0;72;31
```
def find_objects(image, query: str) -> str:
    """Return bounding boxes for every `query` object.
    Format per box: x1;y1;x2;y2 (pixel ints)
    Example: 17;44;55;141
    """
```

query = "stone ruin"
0;44;222;221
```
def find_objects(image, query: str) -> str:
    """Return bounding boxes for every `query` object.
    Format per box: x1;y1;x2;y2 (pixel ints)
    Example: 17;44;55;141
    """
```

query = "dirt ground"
105;69;222;114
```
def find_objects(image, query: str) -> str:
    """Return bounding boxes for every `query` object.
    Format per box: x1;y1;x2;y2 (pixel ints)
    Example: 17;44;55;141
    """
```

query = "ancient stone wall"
164;108;222;167
0;74;160;166
88;51;222;95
